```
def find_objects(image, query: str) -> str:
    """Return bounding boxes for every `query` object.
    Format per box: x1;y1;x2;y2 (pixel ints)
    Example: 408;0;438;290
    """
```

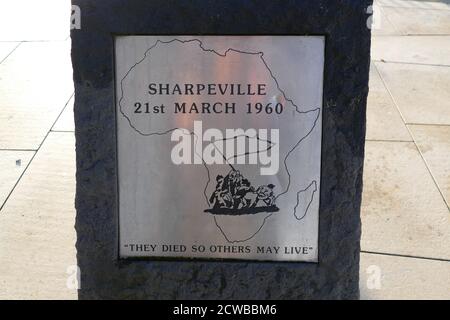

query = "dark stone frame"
72;0;372;299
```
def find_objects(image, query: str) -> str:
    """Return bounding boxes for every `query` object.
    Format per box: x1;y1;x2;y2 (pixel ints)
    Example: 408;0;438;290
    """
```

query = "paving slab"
0;42;19;63
409;125;450;207
375;62;450;125
52;95;74;132
360;252;450;300
366;64;412;141
0;132;77;300
376;0;450;11
0;106;62;150
372;36;450;66
0;151;34;208
371;6;401;36
0;0;71;41
0;41;74;149
0;41;73;107
382;6;450;35
361;141;450;260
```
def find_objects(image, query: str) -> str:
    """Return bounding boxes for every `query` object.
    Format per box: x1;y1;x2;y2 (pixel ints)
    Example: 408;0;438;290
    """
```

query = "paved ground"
0;0;449;299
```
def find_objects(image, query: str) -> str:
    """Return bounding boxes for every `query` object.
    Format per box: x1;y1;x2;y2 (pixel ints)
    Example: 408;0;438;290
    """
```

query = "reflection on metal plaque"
116;36;324;262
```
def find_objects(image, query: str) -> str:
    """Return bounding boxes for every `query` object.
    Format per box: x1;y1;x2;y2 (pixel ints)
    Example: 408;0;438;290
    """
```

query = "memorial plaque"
116;36;324;262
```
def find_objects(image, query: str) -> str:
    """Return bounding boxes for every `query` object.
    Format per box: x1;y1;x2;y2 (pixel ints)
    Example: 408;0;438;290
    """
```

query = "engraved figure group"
209;169;276;212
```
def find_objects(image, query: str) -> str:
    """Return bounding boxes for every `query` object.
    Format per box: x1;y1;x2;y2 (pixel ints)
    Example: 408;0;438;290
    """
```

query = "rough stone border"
72;0;372;299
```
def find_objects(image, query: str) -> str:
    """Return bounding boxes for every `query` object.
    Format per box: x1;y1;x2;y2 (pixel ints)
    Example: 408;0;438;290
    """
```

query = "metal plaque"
116;36;324;262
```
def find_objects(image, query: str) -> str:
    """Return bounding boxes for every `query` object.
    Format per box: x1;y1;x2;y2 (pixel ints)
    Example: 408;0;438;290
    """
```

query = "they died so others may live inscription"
116;36;324;262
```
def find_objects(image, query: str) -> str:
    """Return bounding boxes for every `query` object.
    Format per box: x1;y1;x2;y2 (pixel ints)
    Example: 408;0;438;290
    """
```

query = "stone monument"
72;0;372;299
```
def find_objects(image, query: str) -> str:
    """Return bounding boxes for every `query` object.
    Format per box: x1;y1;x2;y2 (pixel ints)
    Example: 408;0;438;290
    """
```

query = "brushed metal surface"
116;36;324;261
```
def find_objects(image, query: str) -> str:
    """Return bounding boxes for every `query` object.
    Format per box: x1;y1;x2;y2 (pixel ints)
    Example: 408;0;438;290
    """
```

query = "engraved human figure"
209;175;233;208
253;184;276;207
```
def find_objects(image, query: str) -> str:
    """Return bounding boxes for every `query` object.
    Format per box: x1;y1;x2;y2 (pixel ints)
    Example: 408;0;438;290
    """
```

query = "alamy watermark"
171;121;280;176
66;265;81;290
71;5;81;30
367;4;381;30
